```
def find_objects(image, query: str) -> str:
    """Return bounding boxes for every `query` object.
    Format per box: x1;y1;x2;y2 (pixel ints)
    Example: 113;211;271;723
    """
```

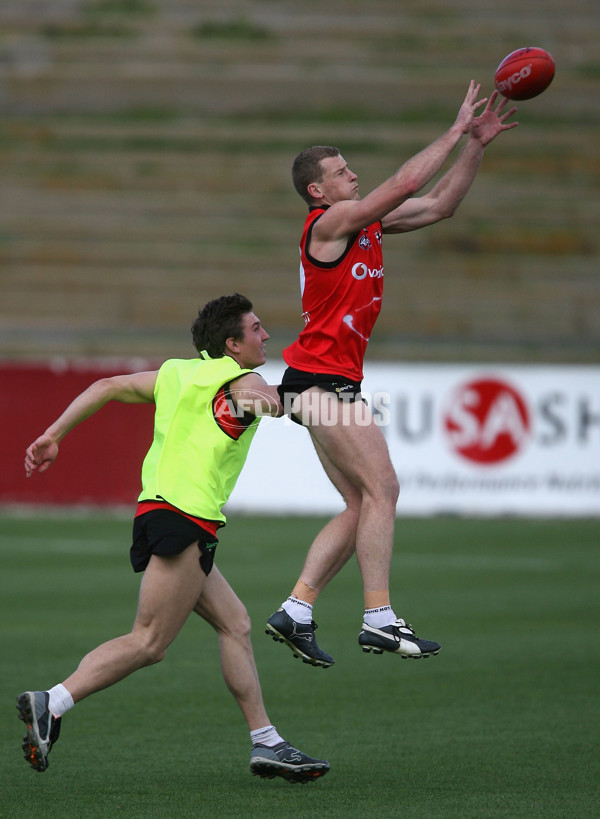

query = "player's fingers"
465;79;478;103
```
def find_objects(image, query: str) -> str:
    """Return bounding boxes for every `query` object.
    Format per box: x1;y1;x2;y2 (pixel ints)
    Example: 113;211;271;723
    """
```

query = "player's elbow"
438;206;457;221
90;377;120;403
257;394;284;418
433;199;461;222
400;176;421;199
270;401;285;418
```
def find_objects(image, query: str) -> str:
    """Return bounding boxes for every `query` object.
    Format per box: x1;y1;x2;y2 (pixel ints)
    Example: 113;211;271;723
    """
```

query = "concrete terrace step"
0;0;598;360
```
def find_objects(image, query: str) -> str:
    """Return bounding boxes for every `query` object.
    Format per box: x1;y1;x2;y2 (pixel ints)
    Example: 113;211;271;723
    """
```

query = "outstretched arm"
381;92;518;233
24;371;157;477
312;81;487;248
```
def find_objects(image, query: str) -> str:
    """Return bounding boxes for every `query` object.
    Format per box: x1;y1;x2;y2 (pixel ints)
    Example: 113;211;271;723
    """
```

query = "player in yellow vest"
18;293;329;784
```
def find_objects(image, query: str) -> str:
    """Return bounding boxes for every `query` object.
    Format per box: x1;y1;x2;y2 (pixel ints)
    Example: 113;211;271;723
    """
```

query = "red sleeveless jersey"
283;207;384;382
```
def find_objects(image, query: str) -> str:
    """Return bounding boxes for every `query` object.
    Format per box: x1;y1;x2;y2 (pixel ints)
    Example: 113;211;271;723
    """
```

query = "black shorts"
131;509;218;576
277;366;364;424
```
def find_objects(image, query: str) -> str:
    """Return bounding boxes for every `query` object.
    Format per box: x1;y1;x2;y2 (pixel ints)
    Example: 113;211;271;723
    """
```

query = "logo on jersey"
343;296;382;341
375;229;382;245
352;262;384;280
359;234;372;250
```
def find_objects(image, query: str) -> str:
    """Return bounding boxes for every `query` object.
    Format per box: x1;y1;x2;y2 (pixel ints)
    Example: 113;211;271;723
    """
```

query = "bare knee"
229;605;252;642
216;600;252;643
144;644;167;666
368;466;400;509
343;495;362;524
133;632;168;667
387;470;400;504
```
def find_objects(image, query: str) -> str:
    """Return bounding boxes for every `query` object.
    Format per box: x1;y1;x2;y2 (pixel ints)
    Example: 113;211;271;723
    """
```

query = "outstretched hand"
454;80;489;134
25;434;59;477
470;90;518;146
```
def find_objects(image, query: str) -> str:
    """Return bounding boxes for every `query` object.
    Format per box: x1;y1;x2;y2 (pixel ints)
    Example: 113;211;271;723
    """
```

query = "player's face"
316;155;359;204
232;312;270;368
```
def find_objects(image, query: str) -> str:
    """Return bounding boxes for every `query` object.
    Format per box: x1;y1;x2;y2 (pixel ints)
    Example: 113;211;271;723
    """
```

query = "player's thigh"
310;430;362;508
302;389;396;492
133;542;208;646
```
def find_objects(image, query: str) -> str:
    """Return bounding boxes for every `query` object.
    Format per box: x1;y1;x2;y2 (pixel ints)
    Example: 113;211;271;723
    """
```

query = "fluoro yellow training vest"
139;355;260;524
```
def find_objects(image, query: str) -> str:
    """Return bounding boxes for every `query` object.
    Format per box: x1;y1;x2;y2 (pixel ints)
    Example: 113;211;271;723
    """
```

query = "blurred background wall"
1;0;598;364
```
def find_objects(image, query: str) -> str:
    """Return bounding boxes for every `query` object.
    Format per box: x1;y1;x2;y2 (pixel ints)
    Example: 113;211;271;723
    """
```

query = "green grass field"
1;512;598;818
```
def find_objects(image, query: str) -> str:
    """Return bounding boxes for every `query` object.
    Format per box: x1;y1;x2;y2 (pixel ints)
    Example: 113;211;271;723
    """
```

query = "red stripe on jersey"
212;383;253;440
135;500;220;536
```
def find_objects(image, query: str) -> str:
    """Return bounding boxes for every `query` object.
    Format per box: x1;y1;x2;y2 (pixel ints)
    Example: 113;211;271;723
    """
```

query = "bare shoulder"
311;200;360;241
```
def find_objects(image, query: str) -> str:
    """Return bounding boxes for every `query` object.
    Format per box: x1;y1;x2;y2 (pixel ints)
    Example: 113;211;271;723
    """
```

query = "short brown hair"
292;145;341;204
191;293;253;358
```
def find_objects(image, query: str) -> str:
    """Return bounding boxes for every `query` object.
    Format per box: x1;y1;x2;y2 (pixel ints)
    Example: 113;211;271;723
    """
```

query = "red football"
494;47;555;100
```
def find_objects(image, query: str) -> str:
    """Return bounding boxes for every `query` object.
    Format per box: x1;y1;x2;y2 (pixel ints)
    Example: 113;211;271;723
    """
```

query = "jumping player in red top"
285;207;384;382
266;84;518;667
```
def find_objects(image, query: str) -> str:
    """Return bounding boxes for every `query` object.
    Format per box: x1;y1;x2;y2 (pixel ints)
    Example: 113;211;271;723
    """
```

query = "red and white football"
494;47;555;100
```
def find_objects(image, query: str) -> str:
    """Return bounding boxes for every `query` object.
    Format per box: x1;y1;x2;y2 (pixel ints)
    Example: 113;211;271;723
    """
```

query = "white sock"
281;596;313;625
47;684;75;718
251;725;284;747
363;605;397;628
